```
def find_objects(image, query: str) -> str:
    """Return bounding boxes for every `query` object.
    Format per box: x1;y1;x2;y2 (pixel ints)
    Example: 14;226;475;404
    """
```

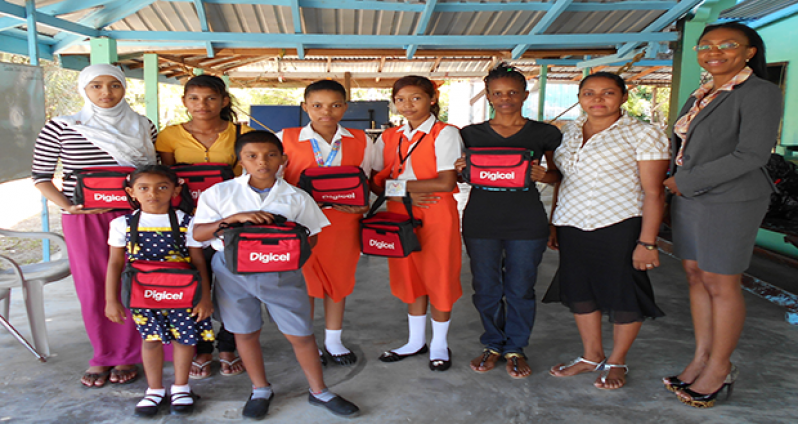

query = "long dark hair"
484;62;527;91
184;74;237;122
699;22;768;80
392;75;440;118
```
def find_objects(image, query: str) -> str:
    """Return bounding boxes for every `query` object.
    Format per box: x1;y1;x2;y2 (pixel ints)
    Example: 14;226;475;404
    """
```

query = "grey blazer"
672;75;783;202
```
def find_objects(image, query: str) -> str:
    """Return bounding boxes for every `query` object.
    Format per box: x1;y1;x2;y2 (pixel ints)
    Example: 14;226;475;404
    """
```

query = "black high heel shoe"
678;364;739;408
662;375;691;393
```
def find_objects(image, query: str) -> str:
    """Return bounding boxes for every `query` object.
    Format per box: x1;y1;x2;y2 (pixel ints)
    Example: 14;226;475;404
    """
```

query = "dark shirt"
461;120;562;240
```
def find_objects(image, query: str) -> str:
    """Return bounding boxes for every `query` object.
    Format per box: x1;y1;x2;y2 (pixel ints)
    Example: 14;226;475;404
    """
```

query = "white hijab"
53;64;156;166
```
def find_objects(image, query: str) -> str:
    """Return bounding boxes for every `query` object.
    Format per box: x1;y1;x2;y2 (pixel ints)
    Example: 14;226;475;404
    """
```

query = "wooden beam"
344;72;352;101
430;57;443;73
571;65;606;80
327;56;332;73
627;66;665;81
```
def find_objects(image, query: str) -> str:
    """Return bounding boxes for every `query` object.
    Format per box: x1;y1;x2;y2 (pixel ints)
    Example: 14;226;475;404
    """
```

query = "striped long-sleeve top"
31;119;158;199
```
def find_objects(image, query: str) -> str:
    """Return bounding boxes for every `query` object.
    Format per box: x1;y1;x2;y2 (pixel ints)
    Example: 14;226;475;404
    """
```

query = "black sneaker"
308;393;360;417
242;392;274;420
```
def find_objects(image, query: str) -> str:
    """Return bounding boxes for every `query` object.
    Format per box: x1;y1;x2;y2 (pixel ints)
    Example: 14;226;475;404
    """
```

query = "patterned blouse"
552;113;670;231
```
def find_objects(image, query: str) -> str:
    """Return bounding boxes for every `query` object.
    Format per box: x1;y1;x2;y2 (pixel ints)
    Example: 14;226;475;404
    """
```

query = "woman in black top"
455;63;562;378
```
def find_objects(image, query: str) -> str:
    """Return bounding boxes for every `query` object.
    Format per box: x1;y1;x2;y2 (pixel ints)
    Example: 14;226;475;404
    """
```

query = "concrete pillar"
193;68;204;76
537;65;548;121
143;54;159;129
221;75;231;88
90;38;118;65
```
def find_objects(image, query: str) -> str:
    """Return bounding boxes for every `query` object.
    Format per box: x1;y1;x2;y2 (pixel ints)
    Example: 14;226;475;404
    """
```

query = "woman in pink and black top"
32;64;157;387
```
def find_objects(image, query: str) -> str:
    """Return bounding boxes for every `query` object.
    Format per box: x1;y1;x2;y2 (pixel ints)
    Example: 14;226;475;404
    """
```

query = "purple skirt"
62;211;142;367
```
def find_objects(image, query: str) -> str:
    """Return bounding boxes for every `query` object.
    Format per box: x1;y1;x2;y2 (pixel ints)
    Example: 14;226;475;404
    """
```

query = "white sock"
392;314;427;355
430;319;451;361
310;388;335;402
171;384;193;405
252;385;273;400
137;388;165;407
324;329;351;356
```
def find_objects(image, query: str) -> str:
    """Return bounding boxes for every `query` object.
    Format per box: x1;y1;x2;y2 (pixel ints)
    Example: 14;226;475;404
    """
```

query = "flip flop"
549;356;606;377
505;353;532;379
189;360;213;380
470;349;501;373
81;370;110;388
110;366;139;384
220;357;245;376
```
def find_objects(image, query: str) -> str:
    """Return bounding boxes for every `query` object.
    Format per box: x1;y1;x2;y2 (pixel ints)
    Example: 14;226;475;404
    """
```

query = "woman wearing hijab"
32;64;157;387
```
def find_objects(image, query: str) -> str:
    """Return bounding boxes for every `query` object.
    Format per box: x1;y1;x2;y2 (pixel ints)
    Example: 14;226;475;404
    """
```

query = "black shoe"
242;392;275;420
308;393;360;417
663;375;691;393
170;391;197;415
429;349;452;372
378;345;428;363
326;348;358;366
134;392;166;417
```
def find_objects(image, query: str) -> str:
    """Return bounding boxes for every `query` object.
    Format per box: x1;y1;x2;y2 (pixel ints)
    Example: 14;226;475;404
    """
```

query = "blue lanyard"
309;137;342;167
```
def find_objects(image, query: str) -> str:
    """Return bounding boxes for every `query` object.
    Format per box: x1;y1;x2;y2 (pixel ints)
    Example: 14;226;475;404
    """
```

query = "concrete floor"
2;244;798;424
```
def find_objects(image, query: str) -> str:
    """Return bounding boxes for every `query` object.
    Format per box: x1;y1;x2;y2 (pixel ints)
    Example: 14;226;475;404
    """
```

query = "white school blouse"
372;115;463;181
192;175;331;251
276;123;374;175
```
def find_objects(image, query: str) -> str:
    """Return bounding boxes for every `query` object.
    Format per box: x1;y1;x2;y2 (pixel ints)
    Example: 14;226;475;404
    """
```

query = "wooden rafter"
627;66;664;81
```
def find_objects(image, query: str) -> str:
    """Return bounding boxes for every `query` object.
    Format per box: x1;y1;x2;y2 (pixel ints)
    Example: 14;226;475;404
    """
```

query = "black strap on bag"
365;193;421;227
128;209;181;261
212;214;290;238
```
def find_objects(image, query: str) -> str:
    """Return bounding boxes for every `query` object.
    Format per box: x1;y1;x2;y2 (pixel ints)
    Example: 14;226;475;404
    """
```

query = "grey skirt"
671;195;769;275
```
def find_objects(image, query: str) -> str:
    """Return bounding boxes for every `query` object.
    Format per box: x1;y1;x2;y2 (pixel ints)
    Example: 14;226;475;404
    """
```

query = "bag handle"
212;214;299;238
129;209;181;262
365;193;420;227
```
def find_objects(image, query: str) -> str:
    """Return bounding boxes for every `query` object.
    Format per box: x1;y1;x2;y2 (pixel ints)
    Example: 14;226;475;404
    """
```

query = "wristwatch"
637;240;657;250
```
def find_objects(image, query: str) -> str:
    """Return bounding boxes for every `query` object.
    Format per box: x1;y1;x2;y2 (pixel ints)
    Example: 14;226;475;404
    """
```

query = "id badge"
385;179;407;197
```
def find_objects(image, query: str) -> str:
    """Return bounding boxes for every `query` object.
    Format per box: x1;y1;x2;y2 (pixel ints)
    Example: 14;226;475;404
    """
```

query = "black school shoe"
308;393;360;417
134;392;166;417
429;349;453;372
170;391;197;415
242;392;275;420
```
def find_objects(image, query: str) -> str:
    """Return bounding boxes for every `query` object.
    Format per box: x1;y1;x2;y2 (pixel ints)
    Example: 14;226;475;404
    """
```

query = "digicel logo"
480;171;515;181
190;189;202;199
321;192;356;201
369;239;395;250
94;193;128;203
250;252;291;263
144;290;184;301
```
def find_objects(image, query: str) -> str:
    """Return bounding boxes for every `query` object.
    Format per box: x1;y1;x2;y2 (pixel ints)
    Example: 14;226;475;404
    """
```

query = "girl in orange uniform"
371;76;463;371
277;80;372;366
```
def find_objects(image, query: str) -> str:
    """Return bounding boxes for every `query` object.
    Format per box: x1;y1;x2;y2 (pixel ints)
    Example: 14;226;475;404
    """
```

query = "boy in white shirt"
192;131;360;419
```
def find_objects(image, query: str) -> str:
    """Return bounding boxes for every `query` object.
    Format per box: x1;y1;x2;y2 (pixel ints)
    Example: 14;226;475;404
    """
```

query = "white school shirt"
108;210;203;248
191;175;331;251
372;115;463;181
552;113;670;231
276;123;374;175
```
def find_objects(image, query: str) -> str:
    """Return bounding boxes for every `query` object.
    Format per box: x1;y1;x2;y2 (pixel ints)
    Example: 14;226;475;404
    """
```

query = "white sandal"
220;357;245;376
596;363;629;390
549;356;606;376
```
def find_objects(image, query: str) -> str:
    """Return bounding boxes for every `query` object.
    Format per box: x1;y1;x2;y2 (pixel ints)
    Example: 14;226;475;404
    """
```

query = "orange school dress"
373;122;462;312
282;127;368;302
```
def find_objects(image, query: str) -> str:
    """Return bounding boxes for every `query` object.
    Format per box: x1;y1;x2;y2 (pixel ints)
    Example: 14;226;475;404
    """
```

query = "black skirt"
542;217;665;323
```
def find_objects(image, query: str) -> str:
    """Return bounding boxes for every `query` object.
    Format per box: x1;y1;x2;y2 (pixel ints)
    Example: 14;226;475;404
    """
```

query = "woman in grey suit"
663;22;783;408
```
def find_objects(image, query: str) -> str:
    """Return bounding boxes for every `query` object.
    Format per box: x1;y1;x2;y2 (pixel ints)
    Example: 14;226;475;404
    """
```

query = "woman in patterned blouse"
545;72;670;390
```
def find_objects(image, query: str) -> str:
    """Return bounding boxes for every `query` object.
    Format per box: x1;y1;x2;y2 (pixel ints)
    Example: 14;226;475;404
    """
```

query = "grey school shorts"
211;251;313;336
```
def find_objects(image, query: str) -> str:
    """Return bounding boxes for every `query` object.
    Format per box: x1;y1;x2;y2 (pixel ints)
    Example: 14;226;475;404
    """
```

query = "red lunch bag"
462;147;533;191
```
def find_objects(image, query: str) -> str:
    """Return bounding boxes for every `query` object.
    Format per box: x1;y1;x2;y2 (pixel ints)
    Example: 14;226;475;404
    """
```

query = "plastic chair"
0;229;71;357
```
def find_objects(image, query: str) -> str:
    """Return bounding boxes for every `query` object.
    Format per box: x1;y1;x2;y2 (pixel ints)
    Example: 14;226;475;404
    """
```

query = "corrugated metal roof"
720;0;798;21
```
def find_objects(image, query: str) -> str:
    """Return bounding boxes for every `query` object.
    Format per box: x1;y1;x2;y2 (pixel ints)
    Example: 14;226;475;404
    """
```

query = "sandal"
549;356;606;377
595;363;628;390
505;353;531;379
470;349;501;373
170;391;197;415
189;360;213;380
81;369;110;388
110;366;139;384
219;357;246;377
135;391;166;417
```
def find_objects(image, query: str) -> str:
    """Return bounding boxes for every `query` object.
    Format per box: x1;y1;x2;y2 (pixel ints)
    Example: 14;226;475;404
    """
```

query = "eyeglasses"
693;42;747;52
